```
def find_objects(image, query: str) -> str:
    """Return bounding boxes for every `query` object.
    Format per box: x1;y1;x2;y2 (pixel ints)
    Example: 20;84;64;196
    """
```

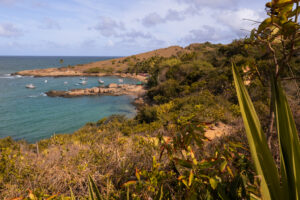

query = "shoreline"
14;70;148;82
46;83;146;98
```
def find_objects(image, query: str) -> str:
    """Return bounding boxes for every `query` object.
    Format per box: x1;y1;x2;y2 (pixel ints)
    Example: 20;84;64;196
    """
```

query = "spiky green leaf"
272;78;300;200
232;63;281;200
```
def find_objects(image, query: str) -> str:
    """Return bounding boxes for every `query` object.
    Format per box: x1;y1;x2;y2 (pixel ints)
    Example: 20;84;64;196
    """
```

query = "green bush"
84;67;104;73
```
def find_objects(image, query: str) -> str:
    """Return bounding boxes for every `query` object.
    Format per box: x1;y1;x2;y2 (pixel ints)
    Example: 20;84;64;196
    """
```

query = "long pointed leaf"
272;78;300;200
88;175;103;200
88;177;95;200
69;187;76;200
232;63;281;200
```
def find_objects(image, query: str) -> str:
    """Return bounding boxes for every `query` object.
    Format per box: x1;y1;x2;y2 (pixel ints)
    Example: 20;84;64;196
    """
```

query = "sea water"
0;56;138;143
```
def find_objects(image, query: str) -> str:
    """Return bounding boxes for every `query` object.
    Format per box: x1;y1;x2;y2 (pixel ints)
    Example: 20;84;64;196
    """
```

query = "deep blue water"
0;56;137;143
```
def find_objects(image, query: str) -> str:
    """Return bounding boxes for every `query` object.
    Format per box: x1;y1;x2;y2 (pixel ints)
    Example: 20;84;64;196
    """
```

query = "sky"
0;0;267;56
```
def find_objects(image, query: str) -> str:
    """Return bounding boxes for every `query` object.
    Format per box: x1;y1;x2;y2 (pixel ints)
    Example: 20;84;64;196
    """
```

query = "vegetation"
84;67;113;74
1;37;298;198
0;1;299;199
233;63;300;200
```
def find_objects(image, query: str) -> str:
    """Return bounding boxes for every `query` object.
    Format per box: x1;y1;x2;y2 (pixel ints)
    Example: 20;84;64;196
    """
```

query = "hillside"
15;45;191;77
2;40;300;199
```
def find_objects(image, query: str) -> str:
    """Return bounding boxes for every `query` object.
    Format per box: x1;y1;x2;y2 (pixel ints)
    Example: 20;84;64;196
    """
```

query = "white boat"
64;81;68;85
80;77;86;80
98;79;104;84
80;80;87;85
118;78;123;83
26;84;35;89
44;80;48;83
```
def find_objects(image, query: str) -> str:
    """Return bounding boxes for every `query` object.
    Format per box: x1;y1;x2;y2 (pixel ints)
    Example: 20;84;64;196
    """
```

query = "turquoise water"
0;56;138;143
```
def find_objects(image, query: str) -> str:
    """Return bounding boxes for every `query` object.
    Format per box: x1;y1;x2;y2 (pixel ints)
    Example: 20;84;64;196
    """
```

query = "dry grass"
0;124;160;199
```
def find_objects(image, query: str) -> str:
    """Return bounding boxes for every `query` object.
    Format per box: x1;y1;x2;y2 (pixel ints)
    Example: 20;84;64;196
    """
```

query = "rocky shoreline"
14;68;147;82
46;83;146;98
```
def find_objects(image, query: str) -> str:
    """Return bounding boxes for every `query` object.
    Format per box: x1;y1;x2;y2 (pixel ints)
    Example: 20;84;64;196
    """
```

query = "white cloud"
0;23;22;37
217;8;264;37
176;0;239;9
0;0;266;55
92;16;125;37
106;39;114;47
141;8;195;27
179;25;232;44
142;13;165;27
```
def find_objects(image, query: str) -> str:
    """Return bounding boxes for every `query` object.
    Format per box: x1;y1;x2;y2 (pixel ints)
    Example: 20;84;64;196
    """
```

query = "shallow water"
0;56;137;143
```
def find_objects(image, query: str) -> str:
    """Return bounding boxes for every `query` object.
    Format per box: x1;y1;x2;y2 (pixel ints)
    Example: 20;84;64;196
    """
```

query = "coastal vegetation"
1;38;299;198
0;1;299;199
84;67;114;74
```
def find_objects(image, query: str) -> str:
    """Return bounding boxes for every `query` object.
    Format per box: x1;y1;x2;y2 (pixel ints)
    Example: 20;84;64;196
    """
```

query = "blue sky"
0;0;266;56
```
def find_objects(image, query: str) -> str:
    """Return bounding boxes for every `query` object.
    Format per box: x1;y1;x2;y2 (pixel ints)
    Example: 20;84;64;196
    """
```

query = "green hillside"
1;39;299;199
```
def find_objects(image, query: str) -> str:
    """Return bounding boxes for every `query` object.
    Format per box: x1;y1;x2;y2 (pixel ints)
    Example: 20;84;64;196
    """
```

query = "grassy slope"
72;45;191;73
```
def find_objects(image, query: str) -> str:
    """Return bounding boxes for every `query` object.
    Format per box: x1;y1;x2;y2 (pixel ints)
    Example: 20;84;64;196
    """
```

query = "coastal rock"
46;84;146;98
92;87;100;93
46;90;69;97
133;97;145;107
108;83;118;88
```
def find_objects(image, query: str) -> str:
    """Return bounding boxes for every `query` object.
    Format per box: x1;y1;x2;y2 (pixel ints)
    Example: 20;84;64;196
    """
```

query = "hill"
2;40;300;199
15;45;191;78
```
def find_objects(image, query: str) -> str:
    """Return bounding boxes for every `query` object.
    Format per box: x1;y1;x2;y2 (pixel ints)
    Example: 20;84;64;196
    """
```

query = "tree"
250;0;300;148
60;58;64;67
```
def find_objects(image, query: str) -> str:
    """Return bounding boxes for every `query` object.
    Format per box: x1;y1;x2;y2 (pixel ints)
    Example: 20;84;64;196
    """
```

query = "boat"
44;80;48;83
26;84;35;89
79;80;87;85
64;81;68;85
118;78;123;83
80;77;86;80
98;79;104;84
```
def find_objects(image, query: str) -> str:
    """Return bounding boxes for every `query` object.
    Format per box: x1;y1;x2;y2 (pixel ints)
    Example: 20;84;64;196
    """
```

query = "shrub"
84;67;104;73
136;106;158;123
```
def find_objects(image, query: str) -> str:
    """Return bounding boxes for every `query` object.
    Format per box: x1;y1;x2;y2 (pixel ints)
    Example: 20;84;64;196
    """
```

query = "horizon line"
0;55;123;57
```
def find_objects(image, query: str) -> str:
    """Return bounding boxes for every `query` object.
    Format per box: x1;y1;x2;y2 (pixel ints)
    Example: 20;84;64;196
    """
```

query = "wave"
28;95;38;98
0;76;14;79
28;93;47;98
0;74;24;79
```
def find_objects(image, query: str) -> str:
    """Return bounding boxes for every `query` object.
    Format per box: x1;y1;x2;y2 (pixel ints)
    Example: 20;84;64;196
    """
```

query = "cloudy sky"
0;0;266;56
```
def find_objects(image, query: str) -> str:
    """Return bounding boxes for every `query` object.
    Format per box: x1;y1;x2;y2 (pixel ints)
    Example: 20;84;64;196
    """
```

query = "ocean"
0;56;138;143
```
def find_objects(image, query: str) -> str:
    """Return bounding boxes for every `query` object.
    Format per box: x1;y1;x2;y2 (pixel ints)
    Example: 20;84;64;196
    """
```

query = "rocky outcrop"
132;97;145;107
46;84;146;98
14;69;147;82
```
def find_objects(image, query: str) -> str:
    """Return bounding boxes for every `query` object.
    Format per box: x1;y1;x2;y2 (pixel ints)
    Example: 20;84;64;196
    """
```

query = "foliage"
84;67;113;74
1;35;299;198
233;63;300;200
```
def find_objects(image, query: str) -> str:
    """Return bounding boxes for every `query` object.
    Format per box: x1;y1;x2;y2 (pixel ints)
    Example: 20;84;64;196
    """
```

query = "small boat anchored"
118;78;123;83
79;80;87;85
26;84;36;89
98;79;104;84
